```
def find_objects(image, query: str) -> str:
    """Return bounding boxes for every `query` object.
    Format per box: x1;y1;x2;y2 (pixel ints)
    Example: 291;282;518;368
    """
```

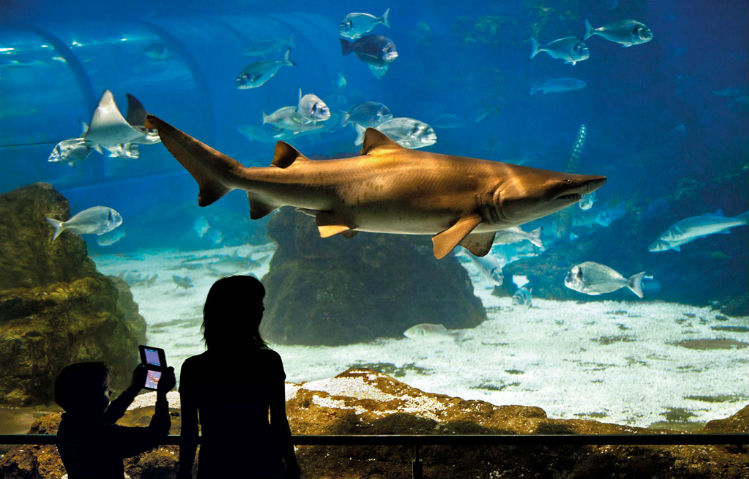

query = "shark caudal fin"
145;114;239;206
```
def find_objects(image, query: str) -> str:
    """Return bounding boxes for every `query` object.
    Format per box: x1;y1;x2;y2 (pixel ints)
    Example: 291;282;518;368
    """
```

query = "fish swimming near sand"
145;114;606;259
46;206;123;241
564;261;645;298
512;286;533;307
403;323;464;342
172;275;194;289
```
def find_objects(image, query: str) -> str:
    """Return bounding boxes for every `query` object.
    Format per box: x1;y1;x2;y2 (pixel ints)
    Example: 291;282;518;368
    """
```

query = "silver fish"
564;261;645;298
464;253;504;284
648;209;749;252
297;89;331;122
263;106;326;134
48;138;92;166
236;49;295;89
172;275;194;289
584;19;653;47
338;8;390;40
403;323;464;342
529;77;587;95
46;206;123;241
96;227;126;246
355;117;436;149
530;36;590;65
494;226;544;249
340;34;398;78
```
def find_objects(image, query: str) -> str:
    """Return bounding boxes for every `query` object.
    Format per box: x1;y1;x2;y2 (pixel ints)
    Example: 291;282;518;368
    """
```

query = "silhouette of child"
55;361;176;479
177;275;300;479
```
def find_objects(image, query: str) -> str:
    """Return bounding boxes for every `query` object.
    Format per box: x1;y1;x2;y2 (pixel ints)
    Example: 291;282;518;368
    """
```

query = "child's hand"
130;364;148;390
157;366;176;394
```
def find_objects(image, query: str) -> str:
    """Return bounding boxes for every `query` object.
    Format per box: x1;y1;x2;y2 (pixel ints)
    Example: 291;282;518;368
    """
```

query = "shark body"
146;114;606;259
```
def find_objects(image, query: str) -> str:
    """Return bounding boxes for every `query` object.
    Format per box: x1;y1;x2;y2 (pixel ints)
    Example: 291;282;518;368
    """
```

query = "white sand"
94;244;749;428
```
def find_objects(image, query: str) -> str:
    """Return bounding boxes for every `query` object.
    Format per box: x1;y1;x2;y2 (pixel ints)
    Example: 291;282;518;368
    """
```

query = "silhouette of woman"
177;276;300;479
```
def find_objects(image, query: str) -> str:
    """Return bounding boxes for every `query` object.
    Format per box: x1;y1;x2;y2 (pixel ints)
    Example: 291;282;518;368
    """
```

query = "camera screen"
145;369;162;389
144;348;162;367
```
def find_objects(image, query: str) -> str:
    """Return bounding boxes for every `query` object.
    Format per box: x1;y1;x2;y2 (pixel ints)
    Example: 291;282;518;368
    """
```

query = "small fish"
530;36;590;65
340;34;398;78
343;101;393;127
564;261;645;298
431;113;466;129
46;206;123;241
236;48;295;89
403;323;464;342
96;227;125;246
578;192;596;211
338;8;391;40
512;286;533;307
573;205;626;229
584;19;653;47
464;254;504;284
243;35;295;57
172;275;194;289
193;216;210;238
355;117;436;148
48;138;92;166
297;89;331;122
494;226;544;249
529;77;586;95
648;209;748;252
263;106;326;134
207;228;223;246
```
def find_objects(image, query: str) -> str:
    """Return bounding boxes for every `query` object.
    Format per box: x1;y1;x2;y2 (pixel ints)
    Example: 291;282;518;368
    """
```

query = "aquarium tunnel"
0;1;748;478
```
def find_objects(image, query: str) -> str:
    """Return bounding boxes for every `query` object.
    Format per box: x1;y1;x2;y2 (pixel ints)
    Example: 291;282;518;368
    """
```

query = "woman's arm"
177;386;199;478
270;380;300;479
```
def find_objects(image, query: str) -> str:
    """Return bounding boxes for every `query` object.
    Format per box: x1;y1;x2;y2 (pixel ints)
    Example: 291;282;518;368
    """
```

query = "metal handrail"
2;433;748;446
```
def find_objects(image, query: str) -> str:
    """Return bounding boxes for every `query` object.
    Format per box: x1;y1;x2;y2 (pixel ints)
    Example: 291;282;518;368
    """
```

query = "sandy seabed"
93;244;749;429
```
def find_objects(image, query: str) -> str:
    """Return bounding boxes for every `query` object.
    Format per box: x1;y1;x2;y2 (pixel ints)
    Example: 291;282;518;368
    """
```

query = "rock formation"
1;368;746;478
0;183;146;405
260;207;486;345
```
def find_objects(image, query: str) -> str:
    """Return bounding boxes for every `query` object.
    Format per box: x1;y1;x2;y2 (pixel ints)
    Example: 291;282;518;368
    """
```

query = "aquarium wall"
1;0;748;457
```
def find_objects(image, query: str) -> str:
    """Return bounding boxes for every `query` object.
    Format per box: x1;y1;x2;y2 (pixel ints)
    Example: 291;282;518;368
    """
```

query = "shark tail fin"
627;271;646;299
46;217;65;241
145;114;238;206
528;227;544;249
530;36;540;59
381;8;391;28
584;19;594;41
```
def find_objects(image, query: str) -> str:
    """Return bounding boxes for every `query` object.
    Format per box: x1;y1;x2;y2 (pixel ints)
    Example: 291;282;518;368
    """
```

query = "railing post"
412;444;423;479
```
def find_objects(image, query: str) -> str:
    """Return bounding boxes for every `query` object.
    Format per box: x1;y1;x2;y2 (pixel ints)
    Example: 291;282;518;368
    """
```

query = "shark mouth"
557;193;582;202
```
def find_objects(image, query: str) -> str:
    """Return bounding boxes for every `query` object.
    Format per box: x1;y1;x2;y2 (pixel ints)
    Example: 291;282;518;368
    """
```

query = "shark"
145;114;606;259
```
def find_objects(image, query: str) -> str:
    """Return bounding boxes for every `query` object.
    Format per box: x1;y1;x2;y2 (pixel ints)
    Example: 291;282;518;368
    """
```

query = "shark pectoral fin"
272;141;310;168
460;231;496;257
361;128;404;155
248;193;278;219
145;114;236;206
315;211;357;238
341;230;359;239
432;214;483;259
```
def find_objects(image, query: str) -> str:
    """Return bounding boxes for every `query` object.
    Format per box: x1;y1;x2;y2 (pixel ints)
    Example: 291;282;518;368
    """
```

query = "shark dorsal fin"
272;141;309;168
361;128;404;155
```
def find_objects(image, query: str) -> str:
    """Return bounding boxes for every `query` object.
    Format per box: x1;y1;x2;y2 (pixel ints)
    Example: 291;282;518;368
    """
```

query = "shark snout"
556;175;607;200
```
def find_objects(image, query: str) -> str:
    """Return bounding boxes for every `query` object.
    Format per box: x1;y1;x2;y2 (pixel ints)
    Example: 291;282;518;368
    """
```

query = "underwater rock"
260;207;486;345
2;369;746;478
0;183;146;406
